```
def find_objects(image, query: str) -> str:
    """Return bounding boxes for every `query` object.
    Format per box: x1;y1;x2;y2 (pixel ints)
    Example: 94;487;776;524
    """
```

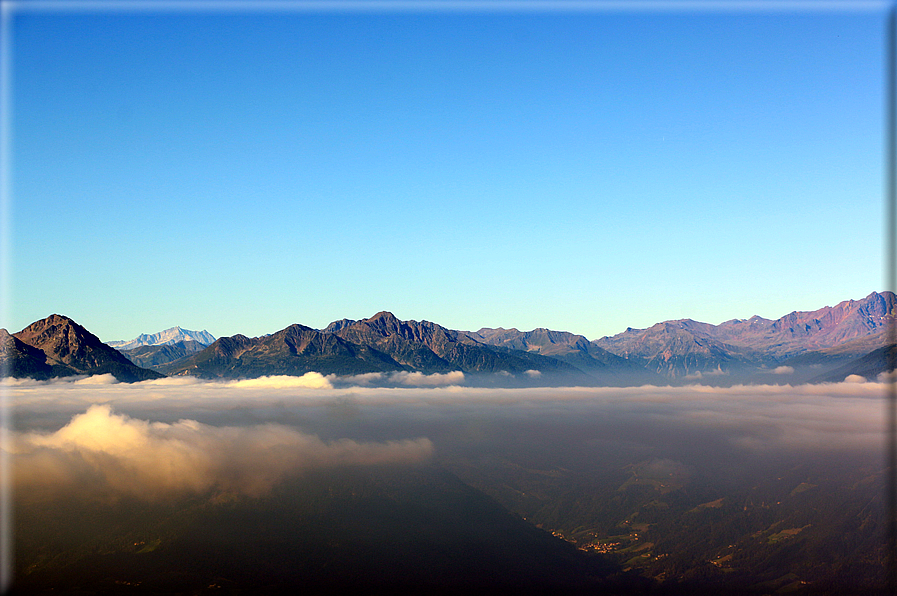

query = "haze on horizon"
3;2;886;342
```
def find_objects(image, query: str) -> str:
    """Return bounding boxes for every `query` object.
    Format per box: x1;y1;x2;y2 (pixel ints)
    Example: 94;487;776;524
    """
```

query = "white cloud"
227;373;333;389
74;373;120;385
524;370;541;378
844;374;867;384
773;366;794;375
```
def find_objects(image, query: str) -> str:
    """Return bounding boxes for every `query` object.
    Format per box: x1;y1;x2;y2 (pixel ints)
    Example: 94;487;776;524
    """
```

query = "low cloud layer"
4;376;889;502
330;371;466;387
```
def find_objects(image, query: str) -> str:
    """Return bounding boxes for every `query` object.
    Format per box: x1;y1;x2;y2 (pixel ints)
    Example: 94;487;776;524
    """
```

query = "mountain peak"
11;314;163;382
323;318;357;334
17;314;91;346
367;311;400;323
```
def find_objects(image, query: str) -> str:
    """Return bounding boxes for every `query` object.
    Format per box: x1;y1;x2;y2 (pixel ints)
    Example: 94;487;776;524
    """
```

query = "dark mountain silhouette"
6;315;163;382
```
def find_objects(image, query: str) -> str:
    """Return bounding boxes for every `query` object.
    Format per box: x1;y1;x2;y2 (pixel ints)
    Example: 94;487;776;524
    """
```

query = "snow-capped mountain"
107;327;216;351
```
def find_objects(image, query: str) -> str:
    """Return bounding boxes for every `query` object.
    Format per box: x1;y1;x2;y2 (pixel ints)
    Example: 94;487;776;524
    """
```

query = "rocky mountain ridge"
163;312;590;383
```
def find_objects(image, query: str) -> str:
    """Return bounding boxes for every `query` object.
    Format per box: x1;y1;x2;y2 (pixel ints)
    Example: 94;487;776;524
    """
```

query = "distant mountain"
6;315;163;382
467;327;599;357
464;327;662;385
592;292;896;380
711;291;896;357
119;340;208;371
592;319;769;379
108;326;215;351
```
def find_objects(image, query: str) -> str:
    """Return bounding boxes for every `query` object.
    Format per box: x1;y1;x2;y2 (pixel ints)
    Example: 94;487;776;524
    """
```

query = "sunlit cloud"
772;366;794;375
9;405;434;500
227;373;333;389
73;373;120;385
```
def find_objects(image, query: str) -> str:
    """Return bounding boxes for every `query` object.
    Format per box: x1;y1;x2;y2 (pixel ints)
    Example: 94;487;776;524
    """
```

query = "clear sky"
2;1;888;342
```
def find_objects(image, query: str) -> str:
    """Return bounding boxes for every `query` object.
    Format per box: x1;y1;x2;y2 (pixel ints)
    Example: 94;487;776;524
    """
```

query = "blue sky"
2;1;888;342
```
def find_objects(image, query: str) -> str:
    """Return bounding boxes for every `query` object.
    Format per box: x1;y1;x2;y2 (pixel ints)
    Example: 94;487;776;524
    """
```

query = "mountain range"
2;292;895;385
107;326;215;351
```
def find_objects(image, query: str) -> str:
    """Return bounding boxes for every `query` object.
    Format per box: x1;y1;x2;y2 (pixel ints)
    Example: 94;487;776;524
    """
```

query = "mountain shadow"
13;463;627;595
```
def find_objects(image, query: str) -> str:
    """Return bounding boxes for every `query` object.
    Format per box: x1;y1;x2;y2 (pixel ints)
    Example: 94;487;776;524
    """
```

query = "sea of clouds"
3;373;890;500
